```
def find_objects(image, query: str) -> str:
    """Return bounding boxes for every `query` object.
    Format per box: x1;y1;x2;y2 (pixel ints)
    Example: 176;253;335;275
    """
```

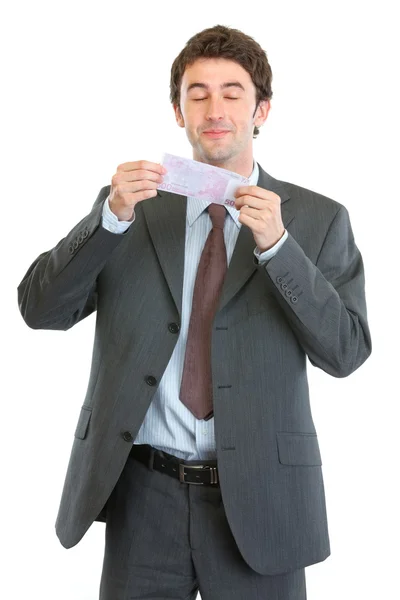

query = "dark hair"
170;25;273;139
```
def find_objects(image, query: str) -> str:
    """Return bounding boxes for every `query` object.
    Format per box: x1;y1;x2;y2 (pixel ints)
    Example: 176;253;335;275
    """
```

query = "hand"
109;160;167;221
234;185;285;251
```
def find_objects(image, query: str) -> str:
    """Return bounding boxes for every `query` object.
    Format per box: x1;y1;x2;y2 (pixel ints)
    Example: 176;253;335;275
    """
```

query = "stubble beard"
193;132;238;165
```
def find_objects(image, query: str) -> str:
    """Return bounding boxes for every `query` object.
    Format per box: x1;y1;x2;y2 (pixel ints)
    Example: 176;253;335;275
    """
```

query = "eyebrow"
186;81;245;93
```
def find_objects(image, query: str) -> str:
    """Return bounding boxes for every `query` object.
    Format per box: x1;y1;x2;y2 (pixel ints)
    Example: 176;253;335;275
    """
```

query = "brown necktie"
179;203;228;420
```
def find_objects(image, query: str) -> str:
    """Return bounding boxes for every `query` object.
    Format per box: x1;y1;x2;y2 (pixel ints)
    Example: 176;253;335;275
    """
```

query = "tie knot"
207;203;227;229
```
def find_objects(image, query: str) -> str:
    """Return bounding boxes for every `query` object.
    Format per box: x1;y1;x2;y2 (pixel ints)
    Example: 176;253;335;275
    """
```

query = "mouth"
202;130;230;139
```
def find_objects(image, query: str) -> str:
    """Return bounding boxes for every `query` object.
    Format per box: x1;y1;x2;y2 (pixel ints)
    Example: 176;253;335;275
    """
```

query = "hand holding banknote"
157;153;285;252
109;160;167;221
234;185;285;252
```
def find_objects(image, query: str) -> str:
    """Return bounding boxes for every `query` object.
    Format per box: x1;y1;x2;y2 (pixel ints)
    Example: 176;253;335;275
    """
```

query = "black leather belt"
129;443;219;486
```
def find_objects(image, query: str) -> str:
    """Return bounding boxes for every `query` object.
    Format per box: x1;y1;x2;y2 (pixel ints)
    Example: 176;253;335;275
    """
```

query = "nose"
205;96;225;122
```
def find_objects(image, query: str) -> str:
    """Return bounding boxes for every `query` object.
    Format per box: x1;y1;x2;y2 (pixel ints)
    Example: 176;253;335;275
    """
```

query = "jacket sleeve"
17;185;127;331
258;205;372;377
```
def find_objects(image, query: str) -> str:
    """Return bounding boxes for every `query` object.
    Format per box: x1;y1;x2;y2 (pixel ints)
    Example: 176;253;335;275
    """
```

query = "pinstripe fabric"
101;159;288;460
18;149;371;567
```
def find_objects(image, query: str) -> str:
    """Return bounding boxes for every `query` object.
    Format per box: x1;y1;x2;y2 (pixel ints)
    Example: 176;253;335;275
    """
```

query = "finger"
239;206;263;219
238;211;252;226
126;189;159;203
121;169;164;183
235;196;268;210
235;186;276;201
117;160;166;175
235;185;262;197
234;186;249;198
117;180;160;194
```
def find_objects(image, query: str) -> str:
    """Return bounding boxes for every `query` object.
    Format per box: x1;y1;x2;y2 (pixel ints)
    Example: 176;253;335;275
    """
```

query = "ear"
173;103;185;128
254;99;271;128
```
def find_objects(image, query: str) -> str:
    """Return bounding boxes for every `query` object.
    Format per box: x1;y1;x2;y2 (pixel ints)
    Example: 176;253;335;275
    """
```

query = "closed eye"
192;97;239;101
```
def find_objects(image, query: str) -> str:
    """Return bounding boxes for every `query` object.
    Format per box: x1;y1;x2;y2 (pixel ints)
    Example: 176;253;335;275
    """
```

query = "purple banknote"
157;153;250;207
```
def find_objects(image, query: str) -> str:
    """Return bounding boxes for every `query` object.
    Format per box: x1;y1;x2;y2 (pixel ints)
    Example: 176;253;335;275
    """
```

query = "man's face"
174;58;270;167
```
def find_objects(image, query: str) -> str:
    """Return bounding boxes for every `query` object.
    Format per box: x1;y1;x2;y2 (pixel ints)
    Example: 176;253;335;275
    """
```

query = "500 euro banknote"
156;153;250;207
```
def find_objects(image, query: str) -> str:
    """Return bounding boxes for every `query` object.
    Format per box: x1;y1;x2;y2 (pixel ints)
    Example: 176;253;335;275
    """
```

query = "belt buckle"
179;463;218;485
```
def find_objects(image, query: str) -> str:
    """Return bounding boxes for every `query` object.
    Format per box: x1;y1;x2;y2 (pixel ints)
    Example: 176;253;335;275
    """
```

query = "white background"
2;1;399;598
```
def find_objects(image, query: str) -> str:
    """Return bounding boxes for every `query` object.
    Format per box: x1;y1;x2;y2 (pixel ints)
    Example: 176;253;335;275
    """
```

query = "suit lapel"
142;162;295;318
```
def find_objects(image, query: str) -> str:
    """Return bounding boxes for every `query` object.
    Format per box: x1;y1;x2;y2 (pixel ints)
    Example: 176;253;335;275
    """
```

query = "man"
17;24;372;600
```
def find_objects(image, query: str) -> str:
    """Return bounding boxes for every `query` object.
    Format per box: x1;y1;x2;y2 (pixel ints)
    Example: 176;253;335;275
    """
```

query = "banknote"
157;153;250;207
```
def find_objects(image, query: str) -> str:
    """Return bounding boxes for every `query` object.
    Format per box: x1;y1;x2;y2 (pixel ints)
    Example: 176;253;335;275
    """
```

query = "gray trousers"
99;445;307;600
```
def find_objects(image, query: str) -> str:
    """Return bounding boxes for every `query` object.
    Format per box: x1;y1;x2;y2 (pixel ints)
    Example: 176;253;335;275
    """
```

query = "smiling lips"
203;130;230;138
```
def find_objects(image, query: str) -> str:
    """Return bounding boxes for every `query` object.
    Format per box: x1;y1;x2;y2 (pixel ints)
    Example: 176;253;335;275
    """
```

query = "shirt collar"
187;159;259;229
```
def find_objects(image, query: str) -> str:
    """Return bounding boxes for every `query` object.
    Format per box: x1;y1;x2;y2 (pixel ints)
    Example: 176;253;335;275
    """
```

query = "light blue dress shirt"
101;159;288;459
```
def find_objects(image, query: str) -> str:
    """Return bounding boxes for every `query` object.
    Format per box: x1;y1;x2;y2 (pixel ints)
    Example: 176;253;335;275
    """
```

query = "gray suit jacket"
17;164;372;575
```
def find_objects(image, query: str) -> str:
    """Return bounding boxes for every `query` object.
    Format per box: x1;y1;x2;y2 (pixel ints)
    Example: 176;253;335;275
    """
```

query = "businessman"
17;24;372;600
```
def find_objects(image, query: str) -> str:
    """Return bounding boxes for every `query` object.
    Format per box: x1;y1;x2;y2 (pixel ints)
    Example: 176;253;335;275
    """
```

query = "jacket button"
68;245;74;254
291;296;298;304
281;283;288;290
122;431;133;442
73;239;79;249
82;229;89;238
276;276;283;283
285;289;292;297
78;233;83;243
168;322;180;333
145;375;157;386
